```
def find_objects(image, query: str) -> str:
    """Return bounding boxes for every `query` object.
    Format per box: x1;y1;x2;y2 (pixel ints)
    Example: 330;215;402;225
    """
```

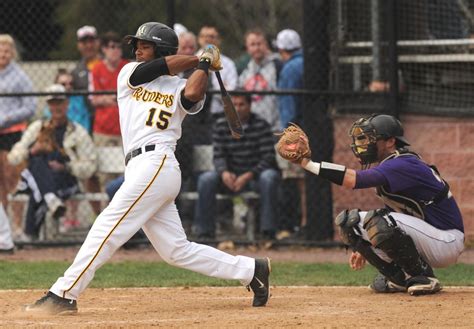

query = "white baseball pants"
357;211;464;268
51;147;255;300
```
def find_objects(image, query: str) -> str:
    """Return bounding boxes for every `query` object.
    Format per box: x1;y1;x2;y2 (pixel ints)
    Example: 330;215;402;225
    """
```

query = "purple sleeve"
355;169;388;189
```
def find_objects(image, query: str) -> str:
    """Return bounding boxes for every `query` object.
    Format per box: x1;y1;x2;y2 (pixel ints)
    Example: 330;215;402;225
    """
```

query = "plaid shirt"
213;113;278;177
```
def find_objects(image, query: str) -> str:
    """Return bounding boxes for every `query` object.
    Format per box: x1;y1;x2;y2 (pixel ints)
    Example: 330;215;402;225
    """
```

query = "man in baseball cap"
276;29;302;52
76;25;98;41
44;83;68;102
72;25;101;91
275;29;306;239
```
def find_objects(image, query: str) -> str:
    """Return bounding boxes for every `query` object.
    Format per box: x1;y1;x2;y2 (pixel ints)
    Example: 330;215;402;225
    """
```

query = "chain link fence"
1;0;472;246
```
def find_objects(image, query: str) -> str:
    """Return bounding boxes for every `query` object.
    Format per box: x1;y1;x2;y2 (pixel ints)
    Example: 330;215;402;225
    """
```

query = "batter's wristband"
197;58;211;74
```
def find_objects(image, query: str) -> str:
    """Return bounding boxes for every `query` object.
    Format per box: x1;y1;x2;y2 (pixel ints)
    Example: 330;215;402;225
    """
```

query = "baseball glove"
275;123;311;163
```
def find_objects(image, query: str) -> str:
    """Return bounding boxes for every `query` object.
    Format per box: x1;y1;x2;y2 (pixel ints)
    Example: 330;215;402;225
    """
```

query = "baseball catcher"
276;115;465;295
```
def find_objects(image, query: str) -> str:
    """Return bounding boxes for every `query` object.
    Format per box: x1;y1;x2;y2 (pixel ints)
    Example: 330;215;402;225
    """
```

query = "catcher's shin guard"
335;210;406;286
363;210;435;278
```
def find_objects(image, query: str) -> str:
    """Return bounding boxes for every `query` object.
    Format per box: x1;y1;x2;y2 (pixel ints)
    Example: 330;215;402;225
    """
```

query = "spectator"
177;31;198;79
0;34;36;232
90;31;128;192
193;94;280;240
276;29;303;128
44;69;92;230
175;30;205;230
239;28;281;132
44;69;91;133
71;25;101;118
173;23;188;37
197;25;238;121
275;29;307;238
7;84;97;241
91;31;127;147
72;26;101;215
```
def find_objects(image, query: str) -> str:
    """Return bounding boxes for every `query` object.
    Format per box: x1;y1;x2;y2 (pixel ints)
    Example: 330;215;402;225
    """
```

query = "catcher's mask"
349;114;410;165
124;22;178;59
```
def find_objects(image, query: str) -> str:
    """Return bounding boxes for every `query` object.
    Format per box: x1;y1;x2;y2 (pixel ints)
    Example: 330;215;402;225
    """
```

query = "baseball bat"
215;71;244;139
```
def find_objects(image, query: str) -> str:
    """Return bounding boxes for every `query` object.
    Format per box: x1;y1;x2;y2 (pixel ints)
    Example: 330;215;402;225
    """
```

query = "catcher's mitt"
275;123;311;163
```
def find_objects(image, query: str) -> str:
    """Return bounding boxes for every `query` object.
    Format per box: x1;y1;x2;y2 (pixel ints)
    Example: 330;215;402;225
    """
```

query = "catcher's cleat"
407;276;442;296
248;257;271;307
23;291;78;315
369;274;406;293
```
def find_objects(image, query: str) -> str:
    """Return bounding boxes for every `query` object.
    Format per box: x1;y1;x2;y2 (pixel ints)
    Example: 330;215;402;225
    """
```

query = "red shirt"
91;59;128;135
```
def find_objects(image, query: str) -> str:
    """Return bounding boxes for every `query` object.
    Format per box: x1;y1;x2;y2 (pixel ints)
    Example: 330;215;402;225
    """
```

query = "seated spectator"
105;175;124;201
44;69;92;231
193;94;280;240
175;31;201;229
44;68;91;133
7;84;97;240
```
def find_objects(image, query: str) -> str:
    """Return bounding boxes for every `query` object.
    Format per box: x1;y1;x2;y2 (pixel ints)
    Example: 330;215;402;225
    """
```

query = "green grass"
0;261;472;290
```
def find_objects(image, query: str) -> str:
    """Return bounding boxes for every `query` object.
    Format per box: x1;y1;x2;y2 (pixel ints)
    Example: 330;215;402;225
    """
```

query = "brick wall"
332;114;474;241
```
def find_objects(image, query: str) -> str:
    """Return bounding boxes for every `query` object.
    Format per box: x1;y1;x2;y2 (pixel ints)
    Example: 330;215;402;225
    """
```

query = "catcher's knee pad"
336;209;406;286
362;209;398;248
363;209;434;278
335;209;361;247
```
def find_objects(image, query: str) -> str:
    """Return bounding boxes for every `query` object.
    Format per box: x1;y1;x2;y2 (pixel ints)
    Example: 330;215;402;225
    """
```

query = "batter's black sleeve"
129;58;170;86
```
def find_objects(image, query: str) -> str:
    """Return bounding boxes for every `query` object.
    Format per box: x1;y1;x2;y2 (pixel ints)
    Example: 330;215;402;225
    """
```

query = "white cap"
45;84;67;102
77;25;98;40
276;29;301;51
173;23;188;37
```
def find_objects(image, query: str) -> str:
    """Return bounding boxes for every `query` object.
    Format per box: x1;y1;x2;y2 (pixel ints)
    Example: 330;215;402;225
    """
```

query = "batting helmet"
124;22;178;58
349;114;410;165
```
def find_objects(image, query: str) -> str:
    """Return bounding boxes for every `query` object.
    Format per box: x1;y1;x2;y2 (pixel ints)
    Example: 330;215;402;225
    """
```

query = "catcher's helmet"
124;22;178;58
349;114;410;165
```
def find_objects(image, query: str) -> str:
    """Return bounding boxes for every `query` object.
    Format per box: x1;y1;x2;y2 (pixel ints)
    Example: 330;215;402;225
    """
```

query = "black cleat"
23;291;78;315
369;274;406;293
407;276;442;296
248;257;271;307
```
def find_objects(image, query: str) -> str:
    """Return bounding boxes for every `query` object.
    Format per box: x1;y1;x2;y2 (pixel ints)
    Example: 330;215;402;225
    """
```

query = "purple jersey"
356;154;464;232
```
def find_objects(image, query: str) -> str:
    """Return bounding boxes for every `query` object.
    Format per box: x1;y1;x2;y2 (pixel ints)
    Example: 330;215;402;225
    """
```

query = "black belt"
125;145;156;166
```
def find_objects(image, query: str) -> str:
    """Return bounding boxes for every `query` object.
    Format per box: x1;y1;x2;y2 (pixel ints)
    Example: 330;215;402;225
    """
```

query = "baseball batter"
277;116;464;295
25;22;270;315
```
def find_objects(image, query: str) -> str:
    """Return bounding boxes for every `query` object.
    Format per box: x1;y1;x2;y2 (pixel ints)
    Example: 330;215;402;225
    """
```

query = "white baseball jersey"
117;62;205;155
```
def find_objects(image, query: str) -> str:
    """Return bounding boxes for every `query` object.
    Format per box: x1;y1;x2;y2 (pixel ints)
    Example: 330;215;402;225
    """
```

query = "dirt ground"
1;287;473;328
1;247;473;328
